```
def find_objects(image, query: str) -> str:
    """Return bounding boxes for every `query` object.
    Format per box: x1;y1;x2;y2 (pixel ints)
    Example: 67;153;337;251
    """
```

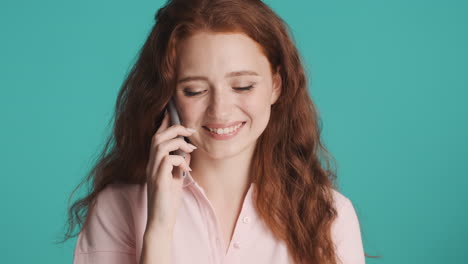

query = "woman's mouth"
202;122;246;140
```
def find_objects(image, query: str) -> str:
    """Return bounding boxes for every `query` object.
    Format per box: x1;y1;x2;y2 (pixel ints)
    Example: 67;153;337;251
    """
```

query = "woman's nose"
206;88;233;119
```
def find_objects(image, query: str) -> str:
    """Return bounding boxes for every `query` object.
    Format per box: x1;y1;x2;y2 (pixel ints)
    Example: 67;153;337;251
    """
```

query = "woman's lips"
202;122;246;140
202;121;245;129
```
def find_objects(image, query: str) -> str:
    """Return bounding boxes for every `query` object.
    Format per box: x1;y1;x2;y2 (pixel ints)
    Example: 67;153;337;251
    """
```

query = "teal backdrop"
1;0;467;263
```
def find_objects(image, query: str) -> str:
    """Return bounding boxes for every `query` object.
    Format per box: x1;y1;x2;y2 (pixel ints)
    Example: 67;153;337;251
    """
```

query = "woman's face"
174;32;281;160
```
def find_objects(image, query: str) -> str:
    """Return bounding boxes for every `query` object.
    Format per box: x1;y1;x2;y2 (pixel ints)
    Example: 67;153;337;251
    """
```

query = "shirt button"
242;216;250;223
233;241;241;249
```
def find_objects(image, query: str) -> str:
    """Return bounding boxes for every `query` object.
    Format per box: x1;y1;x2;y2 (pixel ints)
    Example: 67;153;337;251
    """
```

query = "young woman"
65;0;366;263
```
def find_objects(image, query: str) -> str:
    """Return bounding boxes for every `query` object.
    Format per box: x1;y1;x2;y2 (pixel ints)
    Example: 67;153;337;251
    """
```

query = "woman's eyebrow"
177;76;208;84
225;70;259;78
177;70;260;84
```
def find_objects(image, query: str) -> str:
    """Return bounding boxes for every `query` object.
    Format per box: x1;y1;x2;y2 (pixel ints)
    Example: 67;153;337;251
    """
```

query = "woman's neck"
189;145;255;207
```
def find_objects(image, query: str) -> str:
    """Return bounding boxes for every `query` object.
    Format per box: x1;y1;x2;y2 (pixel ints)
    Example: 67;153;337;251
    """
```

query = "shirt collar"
182;170;196;187
182;171;257;191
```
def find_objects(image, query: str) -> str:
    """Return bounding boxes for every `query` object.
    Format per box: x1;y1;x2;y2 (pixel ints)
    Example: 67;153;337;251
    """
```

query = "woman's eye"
233;85;254;91
183;85;254;97
183;90;205;97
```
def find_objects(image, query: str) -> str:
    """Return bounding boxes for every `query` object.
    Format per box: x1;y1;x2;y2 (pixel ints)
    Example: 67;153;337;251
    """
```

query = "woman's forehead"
176;32;271;78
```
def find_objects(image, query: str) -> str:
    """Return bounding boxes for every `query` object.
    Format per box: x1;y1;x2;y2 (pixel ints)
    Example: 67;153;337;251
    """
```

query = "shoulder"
90;183;143;225
75;183;144;254
330;188;352;211
97;182;144;207
329;188;366;263
330;188;360;225
98;182;144;200
329;188;362;240
92;183;148;227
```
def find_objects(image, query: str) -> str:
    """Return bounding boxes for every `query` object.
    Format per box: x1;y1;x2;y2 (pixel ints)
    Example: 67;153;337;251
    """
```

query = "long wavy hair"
59;0;374;263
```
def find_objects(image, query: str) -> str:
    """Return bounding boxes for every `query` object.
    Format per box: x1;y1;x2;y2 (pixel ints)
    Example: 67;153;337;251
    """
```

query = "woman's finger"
153;154;191;183
153;138;195;173
156;110;170;134
153;125;196;146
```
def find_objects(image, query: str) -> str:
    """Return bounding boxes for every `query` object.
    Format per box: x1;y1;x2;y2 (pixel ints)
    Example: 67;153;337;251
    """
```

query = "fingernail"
188;143;197;149
186;128;197;133
188;166;192;172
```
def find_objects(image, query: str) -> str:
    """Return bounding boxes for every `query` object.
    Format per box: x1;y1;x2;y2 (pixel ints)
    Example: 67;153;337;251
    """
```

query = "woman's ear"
270;66;282;105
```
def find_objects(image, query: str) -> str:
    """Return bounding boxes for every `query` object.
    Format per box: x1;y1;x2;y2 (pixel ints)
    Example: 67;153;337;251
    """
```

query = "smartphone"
167;98;187;178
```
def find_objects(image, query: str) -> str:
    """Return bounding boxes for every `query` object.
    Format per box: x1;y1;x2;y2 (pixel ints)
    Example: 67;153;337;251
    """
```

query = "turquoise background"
1;0;467;263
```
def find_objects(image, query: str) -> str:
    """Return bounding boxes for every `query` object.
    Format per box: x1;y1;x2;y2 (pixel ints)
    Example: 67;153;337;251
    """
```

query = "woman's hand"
144;110;197;233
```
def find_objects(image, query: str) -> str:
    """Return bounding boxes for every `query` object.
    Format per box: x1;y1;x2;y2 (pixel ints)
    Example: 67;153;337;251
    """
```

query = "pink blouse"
73;172;365;264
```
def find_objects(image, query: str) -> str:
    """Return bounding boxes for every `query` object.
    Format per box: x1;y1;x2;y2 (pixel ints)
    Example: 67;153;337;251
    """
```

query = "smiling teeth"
208;123;243;134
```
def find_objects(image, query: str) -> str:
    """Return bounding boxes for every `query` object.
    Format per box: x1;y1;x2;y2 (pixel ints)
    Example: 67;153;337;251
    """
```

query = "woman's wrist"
144;222;174;239
140;226;174;264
